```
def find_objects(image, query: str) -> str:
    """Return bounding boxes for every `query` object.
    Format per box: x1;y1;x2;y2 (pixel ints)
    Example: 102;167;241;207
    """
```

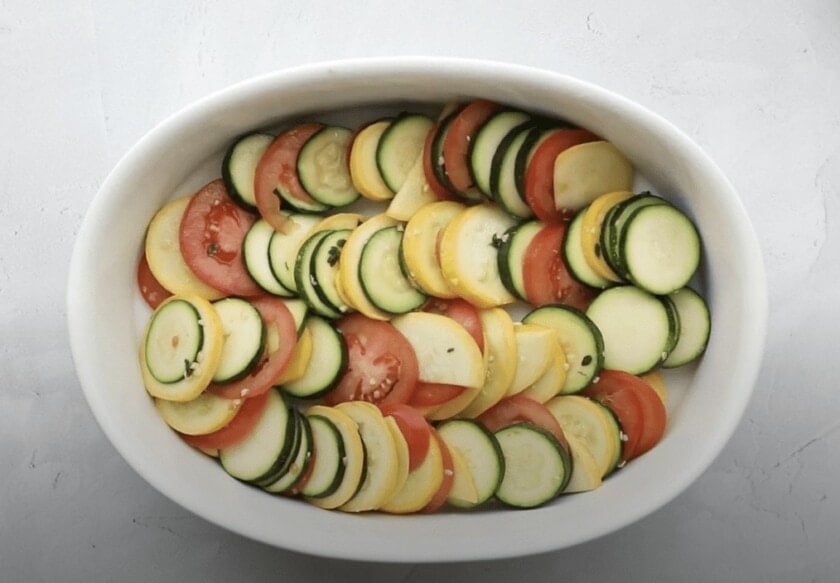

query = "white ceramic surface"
67;58;766;562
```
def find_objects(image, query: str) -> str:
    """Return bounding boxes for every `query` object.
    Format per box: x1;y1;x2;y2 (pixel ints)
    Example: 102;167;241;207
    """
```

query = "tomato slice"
409;382;467;408
324;314;419;406
422;121;457;201
524;128;599;223
580;370;653;461
442;99;502;195
477;395;569;453
522;223;596;311
421;429;455;513
179;390;269;450
137;251;172;309
178;180;263;297
253;123;325;231
379;403;432;471
422;297;485;353
209;297;298;399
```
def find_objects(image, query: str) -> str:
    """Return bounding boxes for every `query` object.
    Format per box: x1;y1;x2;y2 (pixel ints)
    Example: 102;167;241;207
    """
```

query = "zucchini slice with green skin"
243;219;295;297
619;203;702;295
294;230;342;319
523;305;604;393
494;422;571;508
470;110;531;198
430;107;464;197
219;389;295;484
144;298;204;384
211;297;266;383
310;229;352;315
279;298;309;335
267;213;322;293
281;316;348;399
376;113;434;193
275;184;330;214
496;220;543;301
359;226;427;315
436;419;504;508
490;123;536;218
563;208;613;289
297;126;359;207
222;132;274;212
264;410;313;493
600;192;666;277
586;285;675;375
662;287;711;368
299;414;346;498
513;127;553;207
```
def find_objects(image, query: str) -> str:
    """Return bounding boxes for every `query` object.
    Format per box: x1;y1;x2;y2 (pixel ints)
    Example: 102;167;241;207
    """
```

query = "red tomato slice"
421;429;455;513
137;251;172;309
179;390;269;450
477;395;569;453
209;297;298;399
178;179;262;297
442;99;502;195
524;128;599;223
324;314;420;406
581;370;654;461
409;382;467;408
379;403;432;471
522;223;596;311
422;121;456;201
609;371;667;458
253;123;325;232
422;297;485;353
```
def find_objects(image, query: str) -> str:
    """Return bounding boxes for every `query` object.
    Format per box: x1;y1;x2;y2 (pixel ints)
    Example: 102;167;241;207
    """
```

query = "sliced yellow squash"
385;151;437;221
380;432;444;514
274;325;313;385
349;120;394;201
519;341;568;404
460;308;517;418
305;405;366;510
641;369;668;405
401;200;465;298
445;444;480;507
546;394;620;478
553;141;634;212
506;324;559;396
154;391;241;435
562;431;603;493
581;190;633;281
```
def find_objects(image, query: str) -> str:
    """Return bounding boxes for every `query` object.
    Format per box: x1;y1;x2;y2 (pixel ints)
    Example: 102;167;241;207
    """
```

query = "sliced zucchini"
662;287;711;368
305;405;366;509
275;185;330;214
267;213;322;293
211;297;265;383
545;395;621;478
600;192;667;277
219;389;295;483
279;298;309;335
310;229;353;315
300;414;346;498
561;432;604;493
552;140;635;212
281;316;347;399
496;220;542;301
222;132;274;212
619;203;702;295
429;106;464;198
494;423;571;508
580;190;634;283
385;149;437;222
491;124;536;218
294;230;342;319
523;305;604;394
380;429;444;514
437;419;504;508
349;120;395;201
470;110;531;197
297;125;359;207
514;127;553;205
586;285;675;375
563;208;612;289
439;204;517;308
376;113;434;193
243;219;294;297
359;226;427;314
154;391;241;436
264;410;313;493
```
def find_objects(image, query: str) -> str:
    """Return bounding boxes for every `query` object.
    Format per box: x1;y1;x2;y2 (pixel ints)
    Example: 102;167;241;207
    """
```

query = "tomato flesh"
478;395;569;453
179;390;269;450
409;382;467;408
179;179;262;297
324;314;419;406
379;403;432;471
523;128;599;223
254;123;324;231
522;223;596;311
137;252;172;309
421;429;455;513
623;371;667;457
422;297;485;353
442;99;502;196
209;296;298;399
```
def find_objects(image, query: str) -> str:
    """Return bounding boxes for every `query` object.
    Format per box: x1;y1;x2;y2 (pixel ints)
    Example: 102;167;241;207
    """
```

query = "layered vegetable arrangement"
137;99;711;512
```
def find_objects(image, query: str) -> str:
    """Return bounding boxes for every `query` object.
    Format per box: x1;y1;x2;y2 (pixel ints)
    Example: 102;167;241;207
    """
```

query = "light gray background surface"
2;1;837;581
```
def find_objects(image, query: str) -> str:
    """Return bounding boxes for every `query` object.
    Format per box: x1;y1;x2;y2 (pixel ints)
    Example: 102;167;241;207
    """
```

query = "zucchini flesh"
662;287;711;368
563;209;612;289
300;414;346;498
310;229;352;315
297;126;359;207
470;110;531;197
211;297;265;383
437;419;504;507
496;220;543;301
281;316;348;399
243;219;295;297
267;214;322;293
494;423;571;508
222;132;273;211
600;193;666;277
376;113;434;192
359;226;427;314
294;230;342;319
144;299;204;384
264;410;313;493
491;124;536;217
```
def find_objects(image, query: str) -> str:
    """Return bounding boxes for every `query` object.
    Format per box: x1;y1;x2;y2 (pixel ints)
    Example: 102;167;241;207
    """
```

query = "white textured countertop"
2;1;838;580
